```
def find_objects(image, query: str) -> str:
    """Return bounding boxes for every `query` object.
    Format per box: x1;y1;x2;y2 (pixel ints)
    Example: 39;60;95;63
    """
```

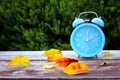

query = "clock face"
70;23;105;57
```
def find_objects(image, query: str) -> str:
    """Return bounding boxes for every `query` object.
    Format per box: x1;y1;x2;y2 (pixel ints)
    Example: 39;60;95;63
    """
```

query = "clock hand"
88;36;95;41
86;30;89;41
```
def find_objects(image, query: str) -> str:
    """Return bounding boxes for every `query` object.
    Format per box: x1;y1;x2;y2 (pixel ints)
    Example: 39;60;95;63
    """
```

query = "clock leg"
78;55;98;60
95;55;98;59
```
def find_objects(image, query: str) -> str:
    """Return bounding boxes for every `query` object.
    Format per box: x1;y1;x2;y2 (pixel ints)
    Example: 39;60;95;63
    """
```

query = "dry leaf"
41;63;55;69
62;62;90;75
6;56;30;68
43;48;62;56
47;53;63;62
103;52;113;58
55;57;78;67
100;62;111;66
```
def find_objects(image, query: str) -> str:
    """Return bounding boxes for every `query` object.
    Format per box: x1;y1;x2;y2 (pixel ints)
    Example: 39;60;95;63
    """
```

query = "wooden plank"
0;50;120;79
0;51;46;60
0;60;120;80
97;50;120;59
0;50;78;60
0;50;120;60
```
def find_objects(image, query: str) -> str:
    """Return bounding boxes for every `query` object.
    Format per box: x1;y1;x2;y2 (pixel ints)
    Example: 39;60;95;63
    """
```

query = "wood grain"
0;50;120;80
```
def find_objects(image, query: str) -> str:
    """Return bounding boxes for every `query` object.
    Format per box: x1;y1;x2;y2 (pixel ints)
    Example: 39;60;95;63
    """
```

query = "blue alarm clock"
70;11;105;57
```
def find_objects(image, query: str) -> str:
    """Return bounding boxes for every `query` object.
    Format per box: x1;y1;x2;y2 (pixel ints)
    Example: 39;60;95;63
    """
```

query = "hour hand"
88;36;95;41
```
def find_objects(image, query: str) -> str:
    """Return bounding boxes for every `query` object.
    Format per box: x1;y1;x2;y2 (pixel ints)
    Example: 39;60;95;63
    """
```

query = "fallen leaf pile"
43;48;90;75
6;48;90;75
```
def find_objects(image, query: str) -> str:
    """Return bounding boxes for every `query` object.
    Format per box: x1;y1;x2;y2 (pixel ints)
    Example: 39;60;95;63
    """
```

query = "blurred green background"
0;0;120;51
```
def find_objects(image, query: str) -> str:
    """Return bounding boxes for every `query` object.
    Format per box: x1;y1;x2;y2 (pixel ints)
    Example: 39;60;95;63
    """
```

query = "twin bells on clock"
72;11;104;28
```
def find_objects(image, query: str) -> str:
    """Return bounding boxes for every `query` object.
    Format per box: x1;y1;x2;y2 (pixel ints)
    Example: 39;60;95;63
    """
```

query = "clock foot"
78;55;98;60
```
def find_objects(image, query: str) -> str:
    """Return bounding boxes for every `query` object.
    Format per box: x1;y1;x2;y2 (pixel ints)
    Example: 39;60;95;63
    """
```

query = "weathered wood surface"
0;50;120;60
0;50;120;80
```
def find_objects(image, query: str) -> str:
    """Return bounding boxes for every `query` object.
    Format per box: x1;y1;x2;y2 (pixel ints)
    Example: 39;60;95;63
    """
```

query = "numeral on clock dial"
77;33;81;37
94;43;99;47
75;37;79;42
80;29;84;33
80;47;84;52
85;49;89;53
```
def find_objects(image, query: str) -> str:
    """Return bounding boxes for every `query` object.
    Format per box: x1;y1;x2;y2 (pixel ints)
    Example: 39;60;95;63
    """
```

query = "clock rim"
70;23;105;57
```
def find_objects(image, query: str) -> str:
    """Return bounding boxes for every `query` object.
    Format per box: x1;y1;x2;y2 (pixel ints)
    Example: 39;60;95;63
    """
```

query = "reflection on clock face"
71;23;105;57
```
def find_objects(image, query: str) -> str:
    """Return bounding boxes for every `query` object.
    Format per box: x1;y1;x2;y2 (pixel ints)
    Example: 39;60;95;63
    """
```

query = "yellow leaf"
62;62;90;75
6;56;30;68
103;52;113;58
43;48;62;56
41;63;55;69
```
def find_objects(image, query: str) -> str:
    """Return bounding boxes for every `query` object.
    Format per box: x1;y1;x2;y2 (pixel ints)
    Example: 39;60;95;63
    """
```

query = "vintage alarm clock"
70;11;105;57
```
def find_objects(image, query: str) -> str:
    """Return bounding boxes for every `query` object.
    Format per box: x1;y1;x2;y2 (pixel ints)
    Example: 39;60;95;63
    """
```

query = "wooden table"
0;50;120;80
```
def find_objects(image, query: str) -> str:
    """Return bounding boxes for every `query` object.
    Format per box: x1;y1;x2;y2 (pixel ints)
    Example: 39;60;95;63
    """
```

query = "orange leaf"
47;53;63;62
62;62;90;75
55;57;78;67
